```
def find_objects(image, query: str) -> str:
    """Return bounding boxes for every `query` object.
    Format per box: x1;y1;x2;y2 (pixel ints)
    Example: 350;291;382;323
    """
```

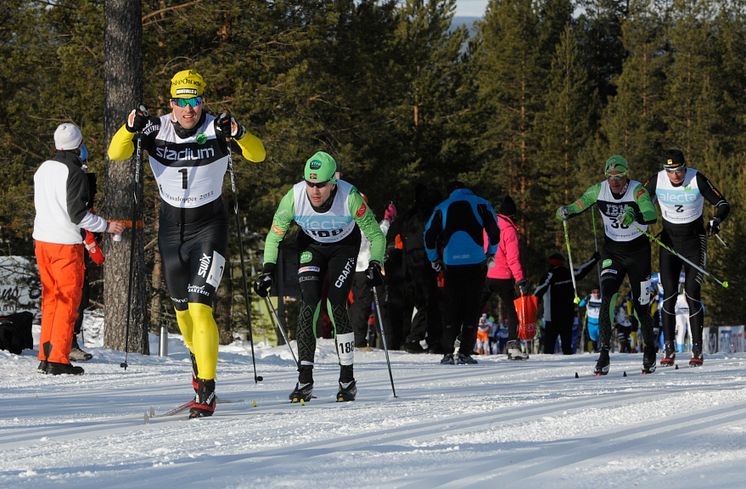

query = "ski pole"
263;295;299;369
371;284;397;398
634;225;729;288
714;233;729;249
562;220;581;304
120;105;148;371
224;122;262;383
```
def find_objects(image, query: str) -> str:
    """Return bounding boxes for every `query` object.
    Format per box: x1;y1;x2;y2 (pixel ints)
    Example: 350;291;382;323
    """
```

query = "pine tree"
661;0;721;162
576;0;628;106
387;0;471;197
472;0;543;238
535;26;596;255
0;2;74;253
599;0;667;177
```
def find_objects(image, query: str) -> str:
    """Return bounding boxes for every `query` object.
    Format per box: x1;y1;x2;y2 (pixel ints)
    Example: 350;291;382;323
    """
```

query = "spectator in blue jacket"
424;182;500;365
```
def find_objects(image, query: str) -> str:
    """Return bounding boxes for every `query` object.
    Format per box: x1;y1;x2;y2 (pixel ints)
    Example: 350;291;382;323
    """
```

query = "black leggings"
543;317;574;354
158;209;228;310
441;264;487;355
295;232;360;378
659;231;706;346
599;242;654;349
404;251;441;344
348;271;373;347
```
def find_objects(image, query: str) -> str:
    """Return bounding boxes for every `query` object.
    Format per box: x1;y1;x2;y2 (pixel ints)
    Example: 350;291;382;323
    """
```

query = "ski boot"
440;353;455;365
37;360;48;373
659;342;676;367
506;340;529;360
404;339;428;354
190;352;199;394
457;352;478;365
189;378;216;418
47;362;84;375
69;335;93;362
289;382;314;403
594;348;610;376
336;380;357;402
689;344;704;367
642;345;657;374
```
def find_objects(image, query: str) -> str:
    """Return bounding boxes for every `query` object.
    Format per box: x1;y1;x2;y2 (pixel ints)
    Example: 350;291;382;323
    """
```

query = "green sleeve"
631;182;657;224
565;182;601;217
348;189;385;263
262;188;296;266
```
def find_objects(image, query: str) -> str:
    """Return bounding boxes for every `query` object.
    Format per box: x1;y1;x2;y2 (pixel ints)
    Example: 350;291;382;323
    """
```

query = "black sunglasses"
305;180;330;188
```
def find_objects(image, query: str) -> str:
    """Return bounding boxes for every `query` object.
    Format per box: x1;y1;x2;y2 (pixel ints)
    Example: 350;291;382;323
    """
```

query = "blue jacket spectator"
423;182;500;365
424;186;500;266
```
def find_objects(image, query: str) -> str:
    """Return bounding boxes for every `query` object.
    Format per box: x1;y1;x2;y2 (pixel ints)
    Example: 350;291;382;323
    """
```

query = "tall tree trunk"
149;206;162;335
102;0;149;354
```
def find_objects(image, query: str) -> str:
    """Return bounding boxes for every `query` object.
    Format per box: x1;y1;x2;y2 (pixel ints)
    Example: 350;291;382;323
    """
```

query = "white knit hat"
54;123;83;150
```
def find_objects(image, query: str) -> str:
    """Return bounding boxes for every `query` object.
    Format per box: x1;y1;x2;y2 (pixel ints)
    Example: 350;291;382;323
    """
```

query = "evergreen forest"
3;0;745;332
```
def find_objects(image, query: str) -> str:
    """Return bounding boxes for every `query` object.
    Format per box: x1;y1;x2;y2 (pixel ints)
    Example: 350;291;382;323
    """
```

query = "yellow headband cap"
170;69;206;98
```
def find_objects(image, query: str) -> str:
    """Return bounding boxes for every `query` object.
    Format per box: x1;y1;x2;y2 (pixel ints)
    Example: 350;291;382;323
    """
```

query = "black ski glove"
125;105;149;133
706;217;721;237
215;112;246;140
516;278;529;296
254;264;274;297
366;260;384;287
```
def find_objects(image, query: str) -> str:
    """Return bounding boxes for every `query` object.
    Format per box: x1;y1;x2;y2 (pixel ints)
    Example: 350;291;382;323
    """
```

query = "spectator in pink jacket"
482;196;529;360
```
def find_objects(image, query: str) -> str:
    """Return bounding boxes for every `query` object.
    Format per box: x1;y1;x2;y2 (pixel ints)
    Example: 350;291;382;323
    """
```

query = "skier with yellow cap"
108;69;266;418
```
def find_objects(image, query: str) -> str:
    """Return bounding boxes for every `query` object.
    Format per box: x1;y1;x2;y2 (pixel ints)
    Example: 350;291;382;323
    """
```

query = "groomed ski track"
3;339;746;489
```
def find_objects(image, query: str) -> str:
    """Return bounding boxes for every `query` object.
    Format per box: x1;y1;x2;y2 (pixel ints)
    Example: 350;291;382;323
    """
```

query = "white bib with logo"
149;113;228;209
655;168;703;224
293;180;356;243
598;179;647;242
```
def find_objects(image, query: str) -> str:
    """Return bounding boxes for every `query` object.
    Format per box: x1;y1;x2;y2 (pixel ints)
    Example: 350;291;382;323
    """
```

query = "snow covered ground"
3;320;746;489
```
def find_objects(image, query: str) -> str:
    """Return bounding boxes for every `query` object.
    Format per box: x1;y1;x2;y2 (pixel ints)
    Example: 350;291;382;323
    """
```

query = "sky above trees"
456;0;487;16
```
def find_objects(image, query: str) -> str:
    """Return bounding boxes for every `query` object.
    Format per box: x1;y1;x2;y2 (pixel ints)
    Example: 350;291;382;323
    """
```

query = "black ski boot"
594;348;610;376
289;382;314;403
37;360;48;373
660;342;676;367
689;344;703;367
440;353;454;365
189;378;216;418
457;353;478;365
190;352;199;394
69;335;93;362
404;340;427;354
642;345;657;374
47;362;84;375
336;380;357;402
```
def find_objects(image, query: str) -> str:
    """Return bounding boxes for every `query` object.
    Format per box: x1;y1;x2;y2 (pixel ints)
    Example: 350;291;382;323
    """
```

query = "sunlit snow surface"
3;317;746;489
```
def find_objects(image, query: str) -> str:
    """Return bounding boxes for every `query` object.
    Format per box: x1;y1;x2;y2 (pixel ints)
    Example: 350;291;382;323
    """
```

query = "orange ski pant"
35;241;85;364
